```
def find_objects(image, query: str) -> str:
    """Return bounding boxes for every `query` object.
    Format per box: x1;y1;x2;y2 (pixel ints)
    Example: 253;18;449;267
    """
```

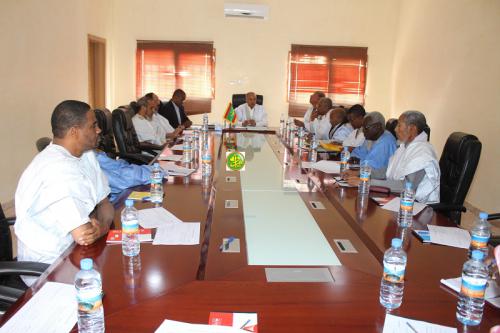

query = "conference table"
1;129;499;332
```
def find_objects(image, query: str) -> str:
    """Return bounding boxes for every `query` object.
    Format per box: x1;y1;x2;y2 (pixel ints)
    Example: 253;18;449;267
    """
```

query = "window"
287;45;367;117
136;41;215;114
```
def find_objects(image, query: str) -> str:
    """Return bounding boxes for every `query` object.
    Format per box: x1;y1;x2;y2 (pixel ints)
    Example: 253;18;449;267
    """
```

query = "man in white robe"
328;107;353;143
310;97;334;140
373;111;440;203
294;91;325;131
234;92;268;127
15;100;114;284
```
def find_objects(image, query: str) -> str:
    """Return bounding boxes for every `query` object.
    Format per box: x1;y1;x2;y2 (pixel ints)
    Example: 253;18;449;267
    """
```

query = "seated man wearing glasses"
349;111;397;179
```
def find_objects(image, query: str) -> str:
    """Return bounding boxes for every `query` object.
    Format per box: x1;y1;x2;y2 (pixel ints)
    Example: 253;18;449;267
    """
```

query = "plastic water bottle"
297;126;305;149
379;238;407;309
279;113;285;137
75;258;104;333
309;134;318;162
358;161;371;195
287;120;294;145
192;130;200;150
202;113;209;132
182;136;193;162
121;199;140;257
202;143;212;177
469;212;490;258
397;182;415;227
150;163;163;205
339;146;350;176
456;250;488;326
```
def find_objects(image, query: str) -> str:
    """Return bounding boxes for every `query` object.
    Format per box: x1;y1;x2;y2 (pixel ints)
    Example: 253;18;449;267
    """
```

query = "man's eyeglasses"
362;123;379;131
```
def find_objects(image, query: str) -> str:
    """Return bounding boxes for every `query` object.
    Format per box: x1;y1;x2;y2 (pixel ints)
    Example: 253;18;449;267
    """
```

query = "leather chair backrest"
232;94;264;109
94;108;117;158
385;118;398;140
111;108;142;155
35;137;51;152
439;132;481;210
0;205;13;262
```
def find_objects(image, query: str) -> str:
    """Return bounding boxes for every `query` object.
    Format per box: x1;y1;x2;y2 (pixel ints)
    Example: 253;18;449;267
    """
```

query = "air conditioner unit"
224;3;269;19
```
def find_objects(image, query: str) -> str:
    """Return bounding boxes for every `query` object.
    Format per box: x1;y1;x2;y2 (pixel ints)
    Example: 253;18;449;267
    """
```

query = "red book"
106;229;152;244
208;312;258;332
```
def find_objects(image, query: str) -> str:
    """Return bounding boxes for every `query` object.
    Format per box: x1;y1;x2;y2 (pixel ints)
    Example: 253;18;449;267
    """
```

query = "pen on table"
240;319;251;329
406;321;419;333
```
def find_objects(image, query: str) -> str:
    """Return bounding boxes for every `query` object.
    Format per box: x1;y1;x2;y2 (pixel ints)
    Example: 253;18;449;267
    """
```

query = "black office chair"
385;118;398;140
94;108;118;159
111;107;155;165
232;94;264;109
429;132;482;225
0;204;48;315
487;214;500;247
35;137;51;152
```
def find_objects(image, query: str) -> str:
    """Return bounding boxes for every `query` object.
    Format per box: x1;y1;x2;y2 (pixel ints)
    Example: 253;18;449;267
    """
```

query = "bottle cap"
125;199;134;207
343;146;349;151
405;181;413;190
471;250;484;260
391;238;402;248
479;212;488;219
80;258;93;270
153;162;159;168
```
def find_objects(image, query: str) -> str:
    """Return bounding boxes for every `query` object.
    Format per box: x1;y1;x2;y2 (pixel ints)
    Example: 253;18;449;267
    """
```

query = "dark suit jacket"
158;100;190;128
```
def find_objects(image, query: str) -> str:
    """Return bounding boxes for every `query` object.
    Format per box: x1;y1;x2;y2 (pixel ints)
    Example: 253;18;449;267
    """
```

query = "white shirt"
343;128;365;147
386;132;440;203
234;103;268;127
310;109;332;140
15;144;110;271
132;114;165;145
303;106;314;132
153;112;175;139
329;123;353;143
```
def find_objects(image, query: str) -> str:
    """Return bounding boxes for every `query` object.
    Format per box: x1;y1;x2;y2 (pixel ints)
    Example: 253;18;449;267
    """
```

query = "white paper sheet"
137;207;182;229
381;197;428;216
170;144;184;150
311;160;340;174
440;277;500;308
158;155;183;162
383;313;456;333
427;225;471;249
155;319;247;333
0;282;77;333
300;161;314;169
161;162;195;177
153;222;200;245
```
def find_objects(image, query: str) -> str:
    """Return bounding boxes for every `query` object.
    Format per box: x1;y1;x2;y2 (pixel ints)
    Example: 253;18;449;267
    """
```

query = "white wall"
0;0;112;203
110;0;401;125
391;0;500;211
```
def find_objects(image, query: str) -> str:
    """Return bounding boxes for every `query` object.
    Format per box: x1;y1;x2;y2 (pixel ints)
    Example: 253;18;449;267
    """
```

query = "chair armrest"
0;285;26;304
487;213;500;221
0;261;49;276
428;203;467;213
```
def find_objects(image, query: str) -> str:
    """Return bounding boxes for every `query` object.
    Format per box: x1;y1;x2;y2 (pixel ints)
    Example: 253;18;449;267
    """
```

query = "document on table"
427;225;471;249
381;197;428;216
161;162;195;176
383;313;456;333
158;154;183;162
137;207;183;229
233;126;268;131
440;277;500;308
300;161;314;169
153;222;200;245
0;282;77;333
155;319;247;333
311;160;340;174
170;144;184;150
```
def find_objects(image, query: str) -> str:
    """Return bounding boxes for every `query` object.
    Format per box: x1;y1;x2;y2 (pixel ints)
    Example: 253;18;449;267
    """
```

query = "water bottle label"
359;171;370;182
77;289;103;313
470;234;489;248
460;275;487;298
383;263;405;283
202;155;211;164
400;199;413;212
122;219;139;234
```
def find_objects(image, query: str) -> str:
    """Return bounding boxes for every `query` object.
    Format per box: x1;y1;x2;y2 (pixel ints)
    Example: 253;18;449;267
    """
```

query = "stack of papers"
383;313;456;333
427;225;471;249
137;207;200;245
310;160;341;174
156;319;248;333
161;162;195;177
0;282;77;333
440;277;500;308
170;144;185;150
381;197;428;216
158;154;183;162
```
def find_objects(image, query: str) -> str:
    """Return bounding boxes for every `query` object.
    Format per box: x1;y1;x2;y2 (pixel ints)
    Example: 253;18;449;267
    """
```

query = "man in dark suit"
158;89;193;129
